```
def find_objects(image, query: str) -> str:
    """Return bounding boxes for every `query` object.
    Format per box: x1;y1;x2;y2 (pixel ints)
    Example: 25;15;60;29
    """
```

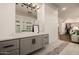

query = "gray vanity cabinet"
20;36;43;55
20;37;32;55
42;34;49;47
0;40;19;55
31;36;43;51
0;34;49;55
7;49;19;55
20;34;49;55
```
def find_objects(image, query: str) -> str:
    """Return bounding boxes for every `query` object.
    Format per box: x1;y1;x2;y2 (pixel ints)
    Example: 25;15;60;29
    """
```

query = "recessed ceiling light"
62;7;66;11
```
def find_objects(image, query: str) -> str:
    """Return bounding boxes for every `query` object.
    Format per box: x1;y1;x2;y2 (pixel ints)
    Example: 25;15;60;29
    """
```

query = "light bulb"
62;7;66;11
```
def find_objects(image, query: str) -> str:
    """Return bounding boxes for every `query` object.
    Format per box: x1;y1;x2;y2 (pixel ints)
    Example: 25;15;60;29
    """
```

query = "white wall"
38;4;58;43
44;4;58;42
37;3;45;32
0;3;15;38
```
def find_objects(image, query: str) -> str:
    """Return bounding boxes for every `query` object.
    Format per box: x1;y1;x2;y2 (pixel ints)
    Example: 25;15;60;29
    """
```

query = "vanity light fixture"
16;3;40;11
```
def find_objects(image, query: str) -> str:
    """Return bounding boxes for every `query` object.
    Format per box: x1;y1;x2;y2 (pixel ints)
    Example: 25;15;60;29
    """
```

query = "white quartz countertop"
0;32;48;41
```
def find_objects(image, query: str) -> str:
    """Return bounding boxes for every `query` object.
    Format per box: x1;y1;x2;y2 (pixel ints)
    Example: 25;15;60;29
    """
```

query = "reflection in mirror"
15;3;39;33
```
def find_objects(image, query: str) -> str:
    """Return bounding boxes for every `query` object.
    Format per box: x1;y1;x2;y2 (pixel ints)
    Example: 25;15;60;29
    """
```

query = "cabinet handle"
3;45;14;48
32;39;36;44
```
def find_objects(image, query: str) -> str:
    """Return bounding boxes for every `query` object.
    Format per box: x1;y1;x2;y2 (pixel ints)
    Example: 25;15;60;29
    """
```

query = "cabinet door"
32;36;43;51
42;34;49;47
20;37;32;55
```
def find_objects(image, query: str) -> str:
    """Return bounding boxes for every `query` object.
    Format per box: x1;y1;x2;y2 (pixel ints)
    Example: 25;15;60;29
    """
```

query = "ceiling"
53;3;79;20
55;3;79;8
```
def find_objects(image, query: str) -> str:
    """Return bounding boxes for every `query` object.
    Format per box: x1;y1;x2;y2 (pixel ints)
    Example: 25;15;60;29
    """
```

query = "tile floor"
31;40;79;55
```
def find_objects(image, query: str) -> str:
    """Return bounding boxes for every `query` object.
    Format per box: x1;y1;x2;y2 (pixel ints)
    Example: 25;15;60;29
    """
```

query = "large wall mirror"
15;3;39;33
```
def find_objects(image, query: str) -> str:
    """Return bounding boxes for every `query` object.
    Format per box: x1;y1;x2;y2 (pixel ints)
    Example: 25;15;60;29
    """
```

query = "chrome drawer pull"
3;45;14;48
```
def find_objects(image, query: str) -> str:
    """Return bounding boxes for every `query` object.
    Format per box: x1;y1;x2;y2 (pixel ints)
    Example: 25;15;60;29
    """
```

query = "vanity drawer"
0;49;19;55
9;49;19;55
0;40;19;52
